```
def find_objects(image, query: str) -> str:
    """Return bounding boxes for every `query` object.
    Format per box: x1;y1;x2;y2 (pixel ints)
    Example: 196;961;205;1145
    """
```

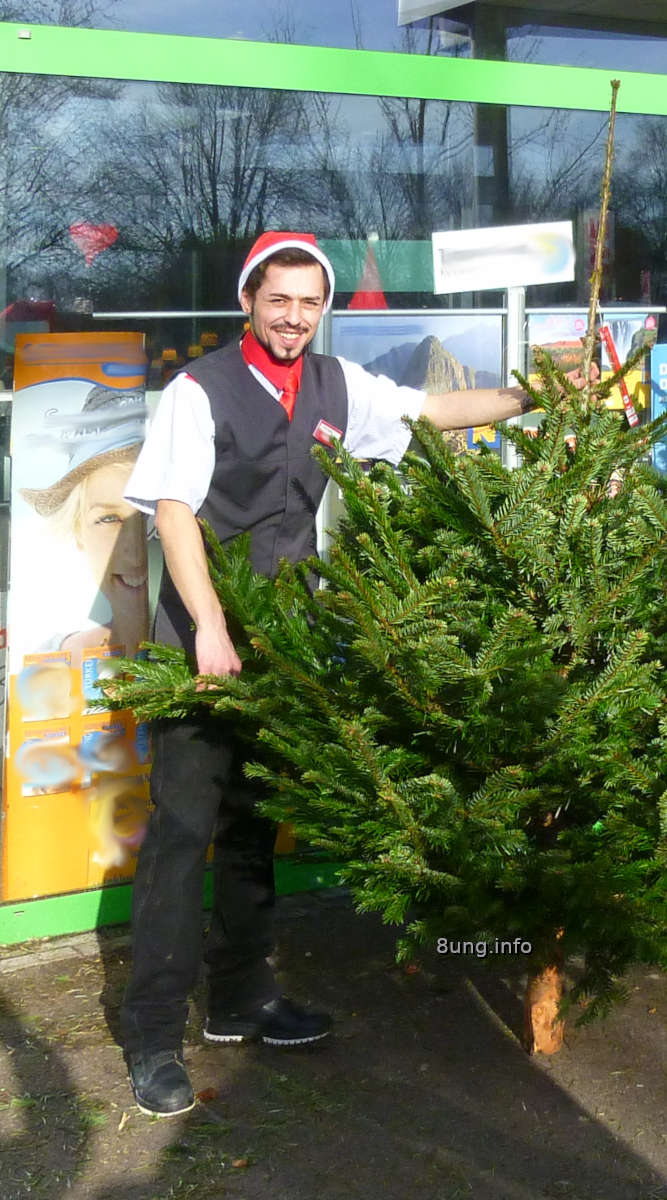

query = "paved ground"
0;889;665;1200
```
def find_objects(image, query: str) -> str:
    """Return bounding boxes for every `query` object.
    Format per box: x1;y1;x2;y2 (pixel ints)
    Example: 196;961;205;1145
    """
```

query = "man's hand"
564;362;600;391
195;624;242;680
155;499;242;688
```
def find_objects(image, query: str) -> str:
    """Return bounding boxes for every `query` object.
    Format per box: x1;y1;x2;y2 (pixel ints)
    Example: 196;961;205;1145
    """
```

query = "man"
121;231;563;1117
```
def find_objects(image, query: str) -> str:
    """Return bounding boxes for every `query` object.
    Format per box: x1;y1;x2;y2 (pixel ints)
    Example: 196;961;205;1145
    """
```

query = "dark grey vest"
154;342;348;653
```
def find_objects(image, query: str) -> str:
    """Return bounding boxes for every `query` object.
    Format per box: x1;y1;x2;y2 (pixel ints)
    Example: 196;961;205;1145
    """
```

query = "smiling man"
241;256;324;361
120;231;558;1117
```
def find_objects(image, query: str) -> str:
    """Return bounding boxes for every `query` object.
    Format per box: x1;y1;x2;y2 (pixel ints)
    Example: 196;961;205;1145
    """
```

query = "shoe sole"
204;1029;330;1046
204;1031;251;1044
133;1095;196;1117
262;1031;331;1046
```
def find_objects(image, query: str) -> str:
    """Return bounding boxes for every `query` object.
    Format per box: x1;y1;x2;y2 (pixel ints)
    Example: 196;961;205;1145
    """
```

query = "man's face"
241;261;326;361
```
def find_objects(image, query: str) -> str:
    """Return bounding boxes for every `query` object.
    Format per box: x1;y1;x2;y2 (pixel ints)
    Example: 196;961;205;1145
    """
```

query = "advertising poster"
650;343;667;474
527;312;654;417
527;312;588;375
598;314;655;416
2;332;152;901
332;312;503;456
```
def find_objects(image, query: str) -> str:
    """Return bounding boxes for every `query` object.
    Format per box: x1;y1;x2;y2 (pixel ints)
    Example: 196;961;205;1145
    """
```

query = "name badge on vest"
313;418;343;448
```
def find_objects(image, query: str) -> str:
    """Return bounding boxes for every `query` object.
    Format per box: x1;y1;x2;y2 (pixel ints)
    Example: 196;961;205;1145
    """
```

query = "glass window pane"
1;70;665;386
507;24;666;74
10;3;666;71
11;0;471;55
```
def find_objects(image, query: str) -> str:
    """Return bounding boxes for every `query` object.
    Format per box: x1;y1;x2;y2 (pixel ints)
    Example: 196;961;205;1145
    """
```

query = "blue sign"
650;344;667;474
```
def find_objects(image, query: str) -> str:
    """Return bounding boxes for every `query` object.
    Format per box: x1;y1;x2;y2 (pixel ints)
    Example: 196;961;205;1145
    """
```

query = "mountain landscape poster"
331;312;503;453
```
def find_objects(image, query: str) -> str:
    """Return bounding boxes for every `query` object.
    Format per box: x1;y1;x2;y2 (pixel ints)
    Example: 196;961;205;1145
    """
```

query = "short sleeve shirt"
125;355;425;515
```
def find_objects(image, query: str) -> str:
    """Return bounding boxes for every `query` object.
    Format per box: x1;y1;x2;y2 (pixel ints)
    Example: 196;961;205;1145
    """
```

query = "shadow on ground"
1;890;665;1200
0;988;93;1196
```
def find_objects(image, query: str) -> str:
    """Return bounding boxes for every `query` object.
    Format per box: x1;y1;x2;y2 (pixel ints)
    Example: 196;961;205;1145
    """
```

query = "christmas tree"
106;86;667;1052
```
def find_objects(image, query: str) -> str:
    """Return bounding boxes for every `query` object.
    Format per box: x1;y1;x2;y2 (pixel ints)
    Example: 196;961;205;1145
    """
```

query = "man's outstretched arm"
420;365;597;432
420;385;530;431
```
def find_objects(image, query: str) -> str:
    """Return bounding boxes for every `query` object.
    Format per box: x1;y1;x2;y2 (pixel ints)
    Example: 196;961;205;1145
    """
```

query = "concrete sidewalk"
1;889;665;1200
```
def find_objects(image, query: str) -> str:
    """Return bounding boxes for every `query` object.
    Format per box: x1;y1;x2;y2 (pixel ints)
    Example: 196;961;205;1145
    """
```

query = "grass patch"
77;1097;108;1131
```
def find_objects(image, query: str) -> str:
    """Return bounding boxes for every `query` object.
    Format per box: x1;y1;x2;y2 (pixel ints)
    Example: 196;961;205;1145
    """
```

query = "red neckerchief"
240;329;303;395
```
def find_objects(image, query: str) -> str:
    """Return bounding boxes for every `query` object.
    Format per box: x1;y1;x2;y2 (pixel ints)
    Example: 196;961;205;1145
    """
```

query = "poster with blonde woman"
3;333;154;902
21;391;148;664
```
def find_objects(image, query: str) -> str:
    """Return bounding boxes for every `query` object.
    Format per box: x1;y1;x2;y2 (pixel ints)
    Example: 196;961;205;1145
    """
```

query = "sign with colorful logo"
651;343;667;475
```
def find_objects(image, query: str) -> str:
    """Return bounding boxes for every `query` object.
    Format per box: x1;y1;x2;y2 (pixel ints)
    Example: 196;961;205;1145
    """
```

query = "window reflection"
0;72;665;384
506;20;666;74
11;0;666;74
12;0;469;56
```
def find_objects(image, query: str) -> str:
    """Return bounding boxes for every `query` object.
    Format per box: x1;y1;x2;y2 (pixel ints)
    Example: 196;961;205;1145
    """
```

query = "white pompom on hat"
238;231;335;312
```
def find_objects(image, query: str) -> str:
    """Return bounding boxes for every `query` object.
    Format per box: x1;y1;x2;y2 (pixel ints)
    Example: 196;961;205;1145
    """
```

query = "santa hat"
238;232;335;312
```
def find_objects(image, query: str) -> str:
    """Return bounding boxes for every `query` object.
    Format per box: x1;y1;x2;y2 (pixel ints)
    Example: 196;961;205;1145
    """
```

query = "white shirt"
125;356;425;515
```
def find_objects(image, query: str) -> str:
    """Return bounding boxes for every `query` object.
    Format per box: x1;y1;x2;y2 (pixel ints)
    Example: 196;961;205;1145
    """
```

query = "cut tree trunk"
523;964;565;1054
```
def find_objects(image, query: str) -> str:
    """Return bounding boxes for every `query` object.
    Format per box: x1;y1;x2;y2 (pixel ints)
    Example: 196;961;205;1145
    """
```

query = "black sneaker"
127;1048;195;1117
204;997;332;1047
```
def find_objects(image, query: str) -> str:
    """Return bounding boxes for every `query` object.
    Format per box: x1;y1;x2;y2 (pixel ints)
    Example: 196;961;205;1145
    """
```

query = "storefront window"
1;68;664;371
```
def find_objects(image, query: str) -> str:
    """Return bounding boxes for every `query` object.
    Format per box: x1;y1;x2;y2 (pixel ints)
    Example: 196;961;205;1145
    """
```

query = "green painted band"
0;859;343;946
0;884;133;946
0;22;665;114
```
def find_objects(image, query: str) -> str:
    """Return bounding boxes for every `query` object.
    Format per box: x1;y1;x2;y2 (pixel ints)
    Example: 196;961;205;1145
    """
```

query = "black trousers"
121;714;279;1054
